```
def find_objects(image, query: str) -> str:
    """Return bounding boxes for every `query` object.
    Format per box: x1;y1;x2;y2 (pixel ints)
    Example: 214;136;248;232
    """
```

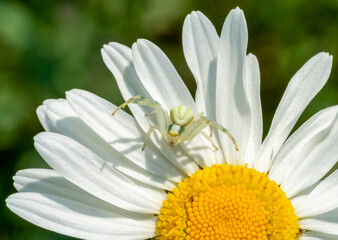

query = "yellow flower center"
156;164;300;240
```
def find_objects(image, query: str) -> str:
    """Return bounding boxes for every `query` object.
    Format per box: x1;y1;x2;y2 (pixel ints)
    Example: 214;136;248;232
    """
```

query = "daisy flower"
6;7;338;240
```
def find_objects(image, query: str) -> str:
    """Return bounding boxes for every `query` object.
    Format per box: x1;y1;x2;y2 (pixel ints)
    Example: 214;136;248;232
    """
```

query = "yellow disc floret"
156;164;300;240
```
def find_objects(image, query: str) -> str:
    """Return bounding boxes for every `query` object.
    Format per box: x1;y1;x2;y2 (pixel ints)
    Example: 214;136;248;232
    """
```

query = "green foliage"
1;0;337;239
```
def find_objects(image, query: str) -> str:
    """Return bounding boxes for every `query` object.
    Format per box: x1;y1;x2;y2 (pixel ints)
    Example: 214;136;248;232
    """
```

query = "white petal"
14;168;63;192
101;43;153;130
45;98;177;190
182;10;219;116
132;39;196;112
13;168;158;222
295;170;338;218
255;52;333;172
181;11;224;166
216;7;251;164
7;192;156;240
36;103;58;132
280;108;338;197
299;208;338;236
102;42;149;99
13;168;154;218
34;132;166;214
290;182;321;211
13;168;157;239
66;89;200;177
301;231;338;240
182;11;223;167
269;106;338;185
243;54;263;167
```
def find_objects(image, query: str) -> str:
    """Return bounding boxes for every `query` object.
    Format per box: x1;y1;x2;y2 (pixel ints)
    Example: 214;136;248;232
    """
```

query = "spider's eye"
170;105;194;126
168;124;185;137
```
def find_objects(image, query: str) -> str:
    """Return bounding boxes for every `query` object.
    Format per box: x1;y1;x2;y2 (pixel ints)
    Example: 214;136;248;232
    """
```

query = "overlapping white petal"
295;170;338;218
44;98;178;189
290;182;321;211
7;192;156;240
269;106;338;185
255;52;333;172
280;109;338;197
102;42;149;100
9;168;157;239
301;231;338;240
183;10;219;117
299;207;338;236
132;39;196;112
182;11;226;166
243;54;263;167
216;7;251;165
101;43;153;130
36;102;58;132
34;132;166;214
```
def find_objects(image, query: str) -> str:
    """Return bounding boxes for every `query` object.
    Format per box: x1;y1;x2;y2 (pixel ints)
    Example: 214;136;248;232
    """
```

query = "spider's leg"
113;95;161;115
145;111;156;116
193;112;204;120
112;95;171;148
145;105;169;135
202;116;238;151
200;131;218;150
156;106;169;134
181;117;208;140
209;126;213;137
163;108;170;127
113;95;141;115
142;126;159;151
181;112;205;137
192;112;213;137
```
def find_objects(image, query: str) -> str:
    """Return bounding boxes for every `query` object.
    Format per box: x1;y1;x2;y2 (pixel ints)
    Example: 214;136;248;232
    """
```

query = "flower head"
6;7;338;240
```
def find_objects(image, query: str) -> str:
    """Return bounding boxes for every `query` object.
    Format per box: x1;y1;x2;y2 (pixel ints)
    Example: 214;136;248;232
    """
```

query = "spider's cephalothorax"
113;95;238;151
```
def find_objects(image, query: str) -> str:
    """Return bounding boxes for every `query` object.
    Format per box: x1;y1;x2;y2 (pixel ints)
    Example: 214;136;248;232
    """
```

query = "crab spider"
113;95;238;151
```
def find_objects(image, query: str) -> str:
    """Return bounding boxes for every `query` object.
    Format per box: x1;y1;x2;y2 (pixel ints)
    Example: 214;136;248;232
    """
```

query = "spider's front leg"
142;126;159;151
142;105;170;150
200;131;219;150
112;95;161;115
202;117;239;151
180;116;219;150
112;95;170;150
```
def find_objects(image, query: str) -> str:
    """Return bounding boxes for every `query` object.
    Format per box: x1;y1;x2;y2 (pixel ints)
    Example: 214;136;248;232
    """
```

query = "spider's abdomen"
170;105;194;126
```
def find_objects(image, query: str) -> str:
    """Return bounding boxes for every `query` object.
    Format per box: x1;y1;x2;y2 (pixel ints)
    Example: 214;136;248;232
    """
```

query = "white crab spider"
113;95;238;151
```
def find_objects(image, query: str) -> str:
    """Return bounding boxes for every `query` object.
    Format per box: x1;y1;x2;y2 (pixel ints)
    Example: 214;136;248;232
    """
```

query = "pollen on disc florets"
156;164;300;240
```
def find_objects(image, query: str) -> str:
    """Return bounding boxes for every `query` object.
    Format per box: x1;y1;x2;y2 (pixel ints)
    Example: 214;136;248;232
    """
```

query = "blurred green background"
1;0;337;239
